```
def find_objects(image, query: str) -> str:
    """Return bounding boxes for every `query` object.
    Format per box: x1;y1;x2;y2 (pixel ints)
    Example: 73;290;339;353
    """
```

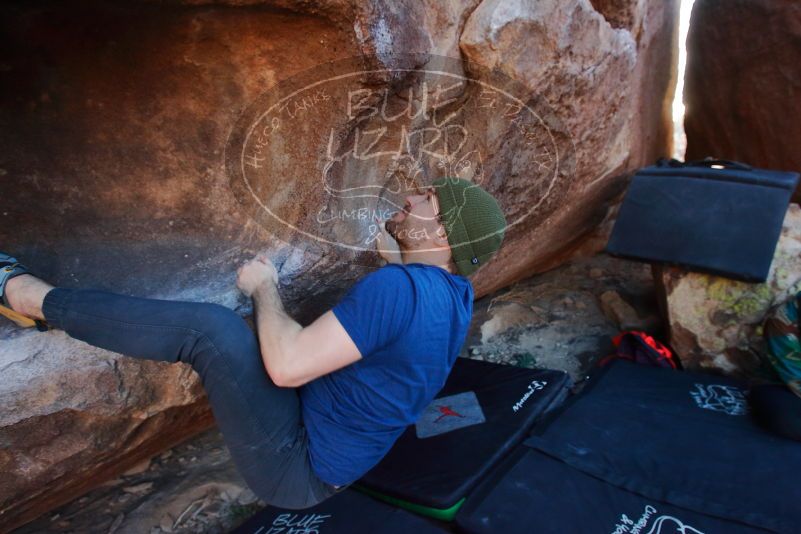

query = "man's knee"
190;303;256;352
252;483;331;510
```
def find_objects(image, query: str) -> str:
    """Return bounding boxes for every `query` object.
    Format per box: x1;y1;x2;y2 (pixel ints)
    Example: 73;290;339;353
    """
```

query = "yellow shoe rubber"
0;304;47;330
0;304;38;328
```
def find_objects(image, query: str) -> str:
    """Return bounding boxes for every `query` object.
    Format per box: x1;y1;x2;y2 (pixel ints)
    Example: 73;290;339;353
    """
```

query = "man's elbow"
261;354;289;388
263;358;306;388
267;368;287;388
264;364;289;388
272;371;309;388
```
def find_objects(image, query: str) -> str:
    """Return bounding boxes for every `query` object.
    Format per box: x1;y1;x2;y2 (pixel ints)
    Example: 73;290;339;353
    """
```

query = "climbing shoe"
0;252;48;331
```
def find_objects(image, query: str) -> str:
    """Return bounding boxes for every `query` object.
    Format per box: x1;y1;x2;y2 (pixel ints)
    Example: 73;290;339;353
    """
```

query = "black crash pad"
521;360;800;533
455;445;771;534
230;489;449;534
358;358;571;512
606;159;799;282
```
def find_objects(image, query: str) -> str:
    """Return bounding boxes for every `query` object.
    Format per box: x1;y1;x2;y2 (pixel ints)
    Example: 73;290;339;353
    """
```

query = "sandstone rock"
589;0;640;29
0;0;677;528
0;327;216;531
123;482;155;495
18;428;259;534
599;289;658;331
122;459;152;477
684;0;801;199
460;0;679;295
480;302;544;344
656;204;801;377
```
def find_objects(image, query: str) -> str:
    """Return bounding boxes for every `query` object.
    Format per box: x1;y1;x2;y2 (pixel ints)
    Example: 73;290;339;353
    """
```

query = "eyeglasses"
414;185;442;223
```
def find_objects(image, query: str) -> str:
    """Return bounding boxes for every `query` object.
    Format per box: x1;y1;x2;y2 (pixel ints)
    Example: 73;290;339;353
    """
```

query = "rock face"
656;204;801;377
0;0;678;529
14;428;261;534
684;0;801;199
460;0;679;291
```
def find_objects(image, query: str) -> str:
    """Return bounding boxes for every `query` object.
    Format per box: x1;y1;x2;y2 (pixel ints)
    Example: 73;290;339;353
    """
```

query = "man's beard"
384;218;400;240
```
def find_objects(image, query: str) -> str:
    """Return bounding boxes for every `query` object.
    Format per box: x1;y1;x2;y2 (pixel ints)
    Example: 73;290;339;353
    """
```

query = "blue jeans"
42;288;341;509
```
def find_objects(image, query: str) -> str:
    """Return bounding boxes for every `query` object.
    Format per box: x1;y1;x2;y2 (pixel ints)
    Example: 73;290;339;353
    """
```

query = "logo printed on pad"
434;405;465;422
611;504;704;534
415;391;486;438
263;512;331;533
690;383;748;416
512;380;548;413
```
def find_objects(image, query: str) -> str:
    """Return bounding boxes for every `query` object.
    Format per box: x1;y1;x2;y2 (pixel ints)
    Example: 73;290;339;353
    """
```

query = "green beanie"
432;176;507;277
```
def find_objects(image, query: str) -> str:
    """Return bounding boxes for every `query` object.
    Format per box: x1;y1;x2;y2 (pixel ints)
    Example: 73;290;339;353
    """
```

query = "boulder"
684;0;801;199
460;0;679;294
0;330;215;532
656;204;801;377
599;289;659;331
0;0;678;528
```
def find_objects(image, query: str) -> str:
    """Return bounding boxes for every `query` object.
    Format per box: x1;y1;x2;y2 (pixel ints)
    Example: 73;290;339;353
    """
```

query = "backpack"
598;330;678;369
762;291;801;399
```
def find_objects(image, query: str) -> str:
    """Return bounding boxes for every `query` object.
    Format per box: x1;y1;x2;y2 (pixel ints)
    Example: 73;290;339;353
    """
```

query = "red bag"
598;331;678;369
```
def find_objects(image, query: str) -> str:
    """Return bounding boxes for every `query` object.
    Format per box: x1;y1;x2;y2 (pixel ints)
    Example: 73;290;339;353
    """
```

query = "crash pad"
356;358;571;520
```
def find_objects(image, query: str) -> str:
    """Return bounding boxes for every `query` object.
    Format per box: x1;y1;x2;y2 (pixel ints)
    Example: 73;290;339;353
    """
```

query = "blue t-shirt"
299;263;474;486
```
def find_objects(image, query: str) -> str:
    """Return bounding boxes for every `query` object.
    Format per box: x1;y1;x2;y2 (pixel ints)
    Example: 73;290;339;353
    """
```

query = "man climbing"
0;176;506;509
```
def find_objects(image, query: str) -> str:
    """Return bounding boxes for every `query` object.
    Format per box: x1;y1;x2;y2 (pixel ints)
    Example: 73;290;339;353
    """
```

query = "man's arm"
238;254;362;388
252;283;362;387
